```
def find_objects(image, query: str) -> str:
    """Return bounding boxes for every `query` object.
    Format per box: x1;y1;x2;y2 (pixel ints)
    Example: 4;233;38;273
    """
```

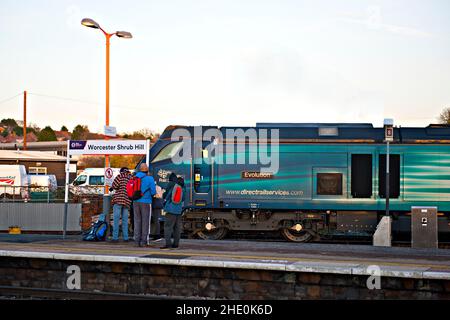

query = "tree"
110;155;142;169
78;156;105;168
122;128;158;140
0;118;18;128
71;125;90;140
37;126;57;141
12;126;37;136
1;129;8;137
439;107;450;124
12;126;23;136
61;125;69;132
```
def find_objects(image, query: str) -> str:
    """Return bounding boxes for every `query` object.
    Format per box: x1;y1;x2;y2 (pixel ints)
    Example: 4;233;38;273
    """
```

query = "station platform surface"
0;234;450;280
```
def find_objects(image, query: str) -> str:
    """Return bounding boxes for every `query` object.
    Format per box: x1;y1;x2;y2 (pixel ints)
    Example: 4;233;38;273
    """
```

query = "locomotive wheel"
196;227;228;240
281;228;313;242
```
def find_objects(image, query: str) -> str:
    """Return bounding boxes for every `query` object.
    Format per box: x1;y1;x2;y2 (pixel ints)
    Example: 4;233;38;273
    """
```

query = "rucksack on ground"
83;220;108;241
171;184;183;205
126;176;142;200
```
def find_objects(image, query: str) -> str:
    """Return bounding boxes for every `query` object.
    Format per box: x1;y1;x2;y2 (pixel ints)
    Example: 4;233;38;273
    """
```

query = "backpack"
83;220;108;241
171;184;183;205
126;176;142;200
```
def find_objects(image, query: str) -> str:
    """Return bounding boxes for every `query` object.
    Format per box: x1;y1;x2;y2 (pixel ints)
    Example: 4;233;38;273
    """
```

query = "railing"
0;185;108;203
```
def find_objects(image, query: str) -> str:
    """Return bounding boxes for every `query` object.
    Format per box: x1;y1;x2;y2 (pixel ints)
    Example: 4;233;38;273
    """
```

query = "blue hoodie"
135;171;156;204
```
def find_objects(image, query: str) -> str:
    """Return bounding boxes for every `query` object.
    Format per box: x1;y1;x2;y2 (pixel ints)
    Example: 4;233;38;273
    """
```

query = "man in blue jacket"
133;163;156;247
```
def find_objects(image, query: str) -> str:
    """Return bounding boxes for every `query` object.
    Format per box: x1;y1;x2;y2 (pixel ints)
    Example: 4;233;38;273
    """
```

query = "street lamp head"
81;18;100;29
116;31;133;39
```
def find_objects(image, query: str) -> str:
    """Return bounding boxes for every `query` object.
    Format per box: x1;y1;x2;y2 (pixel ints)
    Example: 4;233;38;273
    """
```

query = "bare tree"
439;107;450;124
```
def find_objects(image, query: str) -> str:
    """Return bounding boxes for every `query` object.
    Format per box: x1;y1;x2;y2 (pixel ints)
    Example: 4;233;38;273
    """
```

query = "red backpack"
171;184;183;205
126;176;142;200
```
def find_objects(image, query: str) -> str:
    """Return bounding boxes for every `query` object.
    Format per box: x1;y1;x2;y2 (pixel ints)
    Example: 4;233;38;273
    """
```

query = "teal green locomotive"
146;123;450;242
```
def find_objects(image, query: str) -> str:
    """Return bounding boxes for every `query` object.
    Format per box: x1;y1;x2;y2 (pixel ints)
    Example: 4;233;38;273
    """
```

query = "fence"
0;203;82;232
0;186;107;233
0;185;107;203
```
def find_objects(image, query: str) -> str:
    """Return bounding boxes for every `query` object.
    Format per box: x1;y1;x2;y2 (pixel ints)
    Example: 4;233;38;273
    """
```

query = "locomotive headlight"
205;222;215;231
291;224;303;232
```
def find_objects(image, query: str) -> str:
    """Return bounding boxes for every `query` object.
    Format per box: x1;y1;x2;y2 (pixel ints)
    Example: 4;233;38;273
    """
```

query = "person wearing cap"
133;163;157;247
110;167;132;242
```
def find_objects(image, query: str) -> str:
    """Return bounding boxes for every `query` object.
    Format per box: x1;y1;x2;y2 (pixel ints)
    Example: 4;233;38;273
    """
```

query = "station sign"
68;140;148;155
385;126;394;142
104;125;117;137
384;118;394;142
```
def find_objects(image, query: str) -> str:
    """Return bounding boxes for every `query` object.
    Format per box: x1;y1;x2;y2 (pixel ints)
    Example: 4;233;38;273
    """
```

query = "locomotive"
144;123;450;242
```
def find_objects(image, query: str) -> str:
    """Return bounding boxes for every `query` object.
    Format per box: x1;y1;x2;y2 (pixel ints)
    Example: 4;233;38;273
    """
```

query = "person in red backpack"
132;163;156;247
161;175;185;250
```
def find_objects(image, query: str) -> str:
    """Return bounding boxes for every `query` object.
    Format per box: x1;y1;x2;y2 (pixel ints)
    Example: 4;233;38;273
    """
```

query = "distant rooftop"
0;150;74;162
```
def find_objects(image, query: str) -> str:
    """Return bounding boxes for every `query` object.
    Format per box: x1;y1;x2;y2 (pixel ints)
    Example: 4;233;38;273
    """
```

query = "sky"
1;0;450;134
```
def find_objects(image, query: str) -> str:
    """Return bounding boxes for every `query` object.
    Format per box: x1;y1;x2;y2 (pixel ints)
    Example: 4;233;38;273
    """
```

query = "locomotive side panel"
217;146;351;209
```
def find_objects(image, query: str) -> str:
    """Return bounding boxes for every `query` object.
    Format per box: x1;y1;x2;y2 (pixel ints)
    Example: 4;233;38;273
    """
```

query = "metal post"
23;91;27;150
63;140;70;239
103;34;112;239
146;139;150;168
386;141;390;216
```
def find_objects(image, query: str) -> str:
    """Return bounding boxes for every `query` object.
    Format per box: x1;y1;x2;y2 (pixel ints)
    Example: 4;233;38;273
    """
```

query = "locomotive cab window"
317;173;343;195
151;142;183;163
378;154;400;199
351;154;373;198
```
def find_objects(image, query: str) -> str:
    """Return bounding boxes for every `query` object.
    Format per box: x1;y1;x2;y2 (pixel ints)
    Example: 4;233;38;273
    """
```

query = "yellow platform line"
2;242;450;271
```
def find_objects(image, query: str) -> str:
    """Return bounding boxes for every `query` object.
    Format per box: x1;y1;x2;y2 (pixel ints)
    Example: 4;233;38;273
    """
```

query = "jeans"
151;208;162;238
164;213;182;247
112;204;129;241
133;202;151;246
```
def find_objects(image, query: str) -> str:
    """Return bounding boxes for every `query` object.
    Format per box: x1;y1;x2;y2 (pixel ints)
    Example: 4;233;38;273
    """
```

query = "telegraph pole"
23;91;27;150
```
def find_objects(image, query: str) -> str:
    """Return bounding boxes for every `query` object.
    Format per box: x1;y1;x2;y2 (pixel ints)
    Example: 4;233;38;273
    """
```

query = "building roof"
0;150;75;162
0;141;67;151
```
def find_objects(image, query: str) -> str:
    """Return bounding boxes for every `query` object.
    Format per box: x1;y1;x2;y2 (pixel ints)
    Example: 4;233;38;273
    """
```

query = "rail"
0;185;108;203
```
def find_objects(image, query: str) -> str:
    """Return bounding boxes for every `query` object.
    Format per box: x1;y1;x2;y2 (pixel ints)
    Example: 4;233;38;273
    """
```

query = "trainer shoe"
160;246;171;250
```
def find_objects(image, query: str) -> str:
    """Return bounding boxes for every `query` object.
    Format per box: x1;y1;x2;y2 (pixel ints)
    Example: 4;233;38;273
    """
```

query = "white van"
0;165;29;199
70;168;121;195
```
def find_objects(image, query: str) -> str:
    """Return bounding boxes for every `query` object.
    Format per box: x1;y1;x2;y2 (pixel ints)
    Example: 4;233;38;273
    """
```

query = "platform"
0;235;449;299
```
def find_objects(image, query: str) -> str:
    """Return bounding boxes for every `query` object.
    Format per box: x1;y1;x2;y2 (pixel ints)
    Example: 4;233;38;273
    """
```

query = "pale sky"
1;0;449;134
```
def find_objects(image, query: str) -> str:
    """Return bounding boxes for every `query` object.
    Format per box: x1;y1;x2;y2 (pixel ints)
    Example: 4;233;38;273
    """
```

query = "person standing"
110;167;132;242
133;163;156;247
150;183;164;242
161;176;186;250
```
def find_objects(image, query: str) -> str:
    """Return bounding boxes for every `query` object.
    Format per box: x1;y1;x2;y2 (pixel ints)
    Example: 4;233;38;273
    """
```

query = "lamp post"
81;18;132;235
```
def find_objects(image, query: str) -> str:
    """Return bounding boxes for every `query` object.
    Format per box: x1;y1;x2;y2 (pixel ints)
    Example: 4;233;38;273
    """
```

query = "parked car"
0;165;29;199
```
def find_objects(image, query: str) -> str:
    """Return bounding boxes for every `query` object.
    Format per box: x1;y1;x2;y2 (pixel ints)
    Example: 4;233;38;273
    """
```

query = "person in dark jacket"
161;176;185;249
150;184;163;241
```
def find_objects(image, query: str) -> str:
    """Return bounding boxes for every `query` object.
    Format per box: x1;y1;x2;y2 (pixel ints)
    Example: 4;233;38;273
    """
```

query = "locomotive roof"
161;124;450;144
